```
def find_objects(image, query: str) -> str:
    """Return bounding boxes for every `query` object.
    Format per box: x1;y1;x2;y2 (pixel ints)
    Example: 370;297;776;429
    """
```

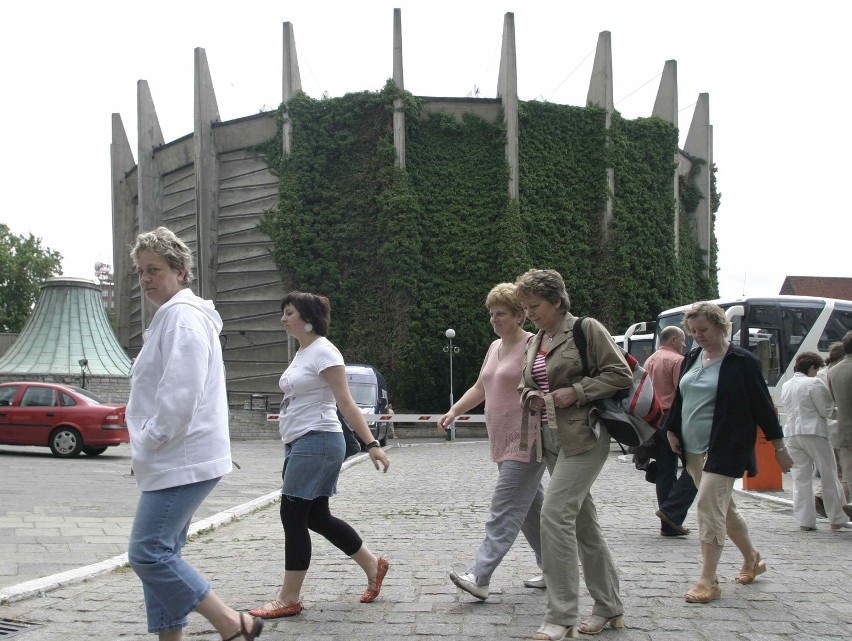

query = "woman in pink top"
438;283;545;600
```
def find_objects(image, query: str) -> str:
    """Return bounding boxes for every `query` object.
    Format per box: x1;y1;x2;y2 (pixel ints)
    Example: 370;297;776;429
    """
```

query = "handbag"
338;409;363;458
573;317;662;448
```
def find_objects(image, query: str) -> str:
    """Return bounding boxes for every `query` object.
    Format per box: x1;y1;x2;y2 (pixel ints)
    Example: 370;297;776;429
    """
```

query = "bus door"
726;303;782;391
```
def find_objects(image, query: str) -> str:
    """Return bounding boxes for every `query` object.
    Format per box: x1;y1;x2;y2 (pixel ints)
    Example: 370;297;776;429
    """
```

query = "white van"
341;364;391;446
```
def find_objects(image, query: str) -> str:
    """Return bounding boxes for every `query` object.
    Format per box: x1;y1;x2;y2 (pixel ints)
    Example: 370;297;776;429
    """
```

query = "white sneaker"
449;571;489;600
524;574;546;589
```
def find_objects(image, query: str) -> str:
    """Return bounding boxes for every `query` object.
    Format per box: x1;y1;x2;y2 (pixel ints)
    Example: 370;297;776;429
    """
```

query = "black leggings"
280;495;363;571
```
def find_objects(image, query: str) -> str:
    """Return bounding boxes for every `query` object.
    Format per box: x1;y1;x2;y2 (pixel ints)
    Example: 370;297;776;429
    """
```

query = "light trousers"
685;453;749;547
788;435;849;527
469;451;546;585
128;477;220;633
839;447;852;502
540;427;622;627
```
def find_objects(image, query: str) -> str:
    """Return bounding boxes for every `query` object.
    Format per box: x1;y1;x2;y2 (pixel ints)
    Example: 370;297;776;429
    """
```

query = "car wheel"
49;427;83;457
83;446;108;456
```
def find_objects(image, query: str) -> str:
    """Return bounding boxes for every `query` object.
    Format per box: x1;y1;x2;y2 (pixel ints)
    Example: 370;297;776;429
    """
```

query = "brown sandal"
734;552;766;584
685;580;721;603
360;557;389;603
223;612;264;641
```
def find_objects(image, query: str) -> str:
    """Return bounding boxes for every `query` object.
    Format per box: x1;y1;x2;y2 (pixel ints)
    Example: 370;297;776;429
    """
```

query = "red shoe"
248;599;303;619
360;557;389;603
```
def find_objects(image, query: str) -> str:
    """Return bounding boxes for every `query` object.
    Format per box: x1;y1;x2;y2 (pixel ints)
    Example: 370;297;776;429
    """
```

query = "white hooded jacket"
126;288;232;491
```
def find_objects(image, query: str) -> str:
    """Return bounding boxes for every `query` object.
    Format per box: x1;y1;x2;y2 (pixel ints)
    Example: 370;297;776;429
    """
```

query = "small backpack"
573;317;663;447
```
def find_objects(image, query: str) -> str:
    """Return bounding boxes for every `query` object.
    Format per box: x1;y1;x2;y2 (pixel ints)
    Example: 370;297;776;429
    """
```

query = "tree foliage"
0;223;63;333
257;89;720;411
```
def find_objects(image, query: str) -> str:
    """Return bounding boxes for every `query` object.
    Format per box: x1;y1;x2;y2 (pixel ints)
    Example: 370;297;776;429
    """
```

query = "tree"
0;224;63;333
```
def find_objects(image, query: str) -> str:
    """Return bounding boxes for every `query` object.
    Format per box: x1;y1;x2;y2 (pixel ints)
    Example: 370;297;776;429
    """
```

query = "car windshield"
67;386;107;404
349;383;376;406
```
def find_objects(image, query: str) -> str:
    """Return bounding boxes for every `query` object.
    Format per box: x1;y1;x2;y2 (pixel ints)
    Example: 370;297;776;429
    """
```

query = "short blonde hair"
514;269;571;312
485;283;524;316
682;301;730;334
130;227;194;286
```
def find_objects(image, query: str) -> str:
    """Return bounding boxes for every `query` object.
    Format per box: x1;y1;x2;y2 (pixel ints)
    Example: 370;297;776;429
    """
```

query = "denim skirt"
282;429;345;499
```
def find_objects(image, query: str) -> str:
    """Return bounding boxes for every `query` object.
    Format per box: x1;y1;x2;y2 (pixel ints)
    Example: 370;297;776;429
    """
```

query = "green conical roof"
0;277;130;376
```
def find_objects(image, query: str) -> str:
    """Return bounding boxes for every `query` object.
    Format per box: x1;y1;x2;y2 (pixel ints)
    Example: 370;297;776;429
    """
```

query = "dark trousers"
654;427;698;533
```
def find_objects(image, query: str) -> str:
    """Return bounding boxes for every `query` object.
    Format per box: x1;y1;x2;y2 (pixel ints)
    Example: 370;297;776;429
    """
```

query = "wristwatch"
366;440;381;450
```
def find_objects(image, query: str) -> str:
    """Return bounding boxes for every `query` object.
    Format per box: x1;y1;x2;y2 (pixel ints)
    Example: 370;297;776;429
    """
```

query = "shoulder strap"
573;316;590;376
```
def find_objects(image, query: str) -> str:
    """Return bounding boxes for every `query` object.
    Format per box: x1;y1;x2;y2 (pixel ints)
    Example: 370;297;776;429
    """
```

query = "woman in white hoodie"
126;227;263;641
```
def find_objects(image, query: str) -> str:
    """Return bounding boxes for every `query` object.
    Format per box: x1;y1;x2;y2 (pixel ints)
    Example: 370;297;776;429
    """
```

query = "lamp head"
445;328;456;339
78;358;88;368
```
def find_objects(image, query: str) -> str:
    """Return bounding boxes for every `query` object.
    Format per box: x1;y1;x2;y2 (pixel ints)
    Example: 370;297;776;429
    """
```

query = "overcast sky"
2;1;849;305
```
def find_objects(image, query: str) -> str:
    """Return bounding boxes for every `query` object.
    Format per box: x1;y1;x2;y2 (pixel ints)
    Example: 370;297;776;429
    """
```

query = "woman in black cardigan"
665;302;793;603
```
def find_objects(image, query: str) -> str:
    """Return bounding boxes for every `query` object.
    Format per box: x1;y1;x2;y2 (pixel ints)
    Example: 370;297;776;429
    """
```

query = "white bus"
612;321;656;366
654;296;852;414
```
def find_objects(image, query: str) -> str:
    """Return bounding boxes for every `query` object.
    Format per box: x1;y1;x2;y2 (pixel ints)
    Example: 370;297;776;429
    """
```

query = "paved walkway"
1;440;851;640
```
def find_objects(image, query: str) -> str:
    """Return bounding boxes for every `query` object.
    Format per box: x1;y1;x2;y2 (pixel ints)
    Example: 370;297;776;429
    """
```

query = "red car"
0;382;128;458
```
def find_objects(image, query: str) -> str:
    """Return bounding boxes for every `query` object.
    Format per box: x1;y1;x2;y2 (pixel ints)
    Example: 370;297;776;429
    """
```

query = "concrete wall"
113;12;714;411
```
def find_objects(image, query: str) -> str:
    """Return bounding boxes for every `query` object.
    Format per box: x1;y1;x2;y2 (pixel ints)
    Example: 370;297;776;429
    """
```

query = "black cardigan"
665;344;783;478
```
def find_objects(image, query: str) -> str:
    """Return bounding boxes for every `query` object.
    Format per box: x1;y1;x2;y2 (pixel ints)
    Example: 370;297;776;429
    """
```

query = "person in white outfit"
127;227;263;641
781;351;852;531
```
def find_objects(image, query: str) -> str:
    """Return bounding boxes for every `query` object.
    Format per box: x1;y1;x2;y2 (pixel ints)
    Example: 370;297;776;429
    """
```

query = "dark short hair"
281;291;331;336
794;351;823;374
514;269;571;313
826;342;845;367
843;330;852;355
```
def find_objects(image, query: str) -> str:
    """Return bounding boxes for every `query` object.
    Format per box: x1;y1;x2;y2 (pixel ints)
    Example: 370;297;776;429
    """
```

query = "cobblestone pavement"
1;440;851;640
0;441;284;590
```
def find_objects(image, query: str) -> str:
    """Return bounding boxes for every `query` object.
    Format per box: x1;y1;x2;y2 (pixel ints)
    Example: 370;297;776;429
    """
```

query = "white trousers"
788;435;849;527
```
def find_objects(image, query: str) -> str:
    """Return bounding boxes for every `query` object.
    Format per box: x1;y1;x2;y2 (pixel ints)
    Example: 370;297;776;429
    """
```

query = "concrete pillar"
282;22;302;155
110;113;135;347
586;31;614;237
683;93;712;276
392;8;406;168
137;80;165;326
194;47;221;301
496;12;519;200
652;60;680;258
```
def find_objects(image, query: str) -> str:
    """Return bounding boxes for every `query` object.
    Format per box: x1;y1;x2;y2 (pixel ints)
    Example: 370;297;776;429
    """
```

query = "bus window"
628;336;654;366
656;313;687;350
779;301;824;367
818;306;852;351
752;330;781;386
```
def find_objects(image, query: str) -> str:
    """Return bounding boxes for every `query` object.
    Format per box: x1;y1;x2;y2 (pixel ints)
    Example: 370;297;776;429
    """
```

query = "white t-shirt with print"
278;337;344;444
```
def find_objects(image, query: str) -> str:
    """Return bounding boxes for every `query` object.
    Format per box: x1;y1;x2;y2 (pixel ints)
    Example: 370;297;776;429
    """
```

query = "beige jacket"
827;355;852;448
519;314;632;457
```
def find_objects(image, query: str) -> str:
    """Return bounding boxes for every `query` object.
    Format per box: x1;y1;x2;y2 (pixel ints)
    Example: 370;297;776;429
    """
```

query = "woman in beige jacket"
516;269;631;640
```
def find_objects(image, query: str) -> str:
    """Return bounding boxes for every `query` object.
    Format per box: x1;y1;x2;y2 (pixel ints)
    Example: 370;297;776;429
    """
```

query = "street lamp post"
443;328;459;442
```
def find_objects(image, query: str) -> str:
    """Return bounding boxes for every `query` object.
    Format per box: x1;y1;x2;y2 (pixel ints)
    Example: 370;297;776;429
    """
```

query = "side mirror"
378;397;388;410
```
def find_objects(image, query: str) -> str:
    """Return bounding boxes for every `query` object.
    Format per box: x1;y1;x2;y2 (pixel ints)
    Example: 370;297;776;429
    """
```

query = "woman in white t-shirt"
250;292;390;619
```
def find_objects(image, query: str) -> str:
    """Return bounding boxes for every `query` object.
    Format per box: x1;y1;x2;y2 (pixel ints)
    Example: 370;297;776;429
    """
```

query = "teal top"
680;351;721;454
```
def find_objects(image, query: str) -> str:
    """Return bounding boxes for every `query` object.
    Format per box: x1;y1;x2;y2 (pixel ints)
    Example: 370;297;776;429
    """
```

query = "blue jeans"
128;478;220;633
282;430;345;499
